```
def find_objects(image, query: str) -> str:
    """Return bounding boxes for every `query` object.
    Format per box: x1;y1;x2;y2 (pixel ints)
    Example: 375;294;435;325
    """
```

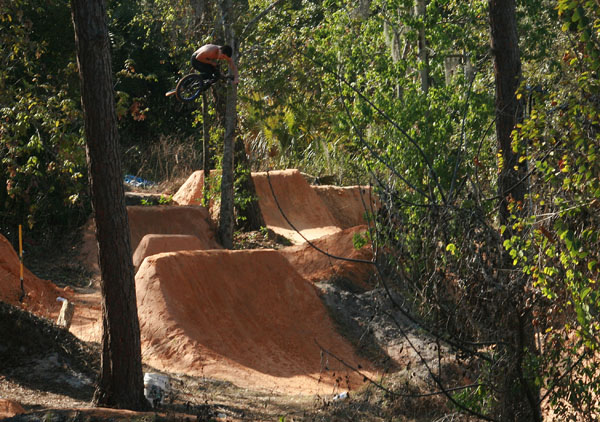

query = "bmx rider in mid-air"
191;44;239;85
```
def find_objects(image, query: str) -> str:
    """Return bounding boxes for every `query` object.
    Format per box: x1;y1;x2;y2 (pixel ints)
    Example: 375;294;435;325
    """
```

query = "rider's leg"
191;55;219;80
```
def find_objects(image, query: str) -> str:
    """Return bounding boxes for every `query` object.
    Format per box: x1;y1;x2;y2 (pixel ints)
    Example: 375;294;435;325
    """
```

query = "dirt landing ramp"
312;185;378;229
280;226;375;290
0;234;64;319
128;205;220;252
133;234;214;273
136;249;374;394
80;205;220;275
252;170;341;244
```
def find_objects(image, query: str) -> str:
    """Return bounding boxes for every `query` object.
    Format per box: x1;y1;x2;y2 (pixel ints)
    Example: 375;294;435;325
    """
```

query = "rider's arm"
223;55;239;85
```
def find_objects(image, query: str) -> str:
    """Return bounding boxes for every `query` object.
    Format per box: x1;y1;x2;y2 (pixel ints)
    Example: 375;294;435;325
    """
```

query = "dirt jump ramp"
172;170;207;206
251;169;341;244
127;205;220;252
312;185;378;229
132;234;216;273
135;248;374;394
80;205;220;275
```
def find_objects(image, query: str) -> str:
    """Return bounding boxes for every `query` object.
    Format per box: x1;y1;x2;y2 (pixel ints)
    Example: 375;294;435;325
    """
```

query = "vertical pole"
202;91;211;206
19;224;25;302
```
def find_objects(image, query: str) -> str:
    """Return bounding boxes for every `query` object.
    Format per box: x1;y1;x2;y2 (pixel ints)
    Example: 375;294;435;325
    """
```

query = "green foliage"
507;1;600;418
352;231;369;250
0;0;89;234
2;0;598;417
107;0;203;158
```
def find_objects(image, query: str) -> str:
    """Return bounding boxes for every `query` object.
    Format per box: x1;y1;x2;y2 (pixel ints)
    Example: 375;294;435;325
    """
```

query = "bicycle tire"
175;74;205;102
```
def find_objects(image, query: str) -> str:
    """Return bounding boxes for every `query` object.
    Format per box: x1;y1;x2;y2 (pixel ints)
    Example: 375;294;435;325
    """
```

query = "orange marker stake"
19;225;25;302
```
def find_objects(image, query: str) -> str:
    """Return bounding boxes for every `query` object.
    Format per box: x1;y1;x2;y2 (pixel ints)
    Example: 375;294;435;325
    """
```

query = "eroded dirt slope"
280;225;375;290
0;234;66;319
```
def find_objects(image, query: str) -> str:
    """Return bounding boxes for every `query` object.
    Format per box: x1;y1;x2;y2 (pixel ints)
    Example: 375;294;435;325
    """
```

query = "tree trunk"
415;0;428;94
217;0;237;248
489;0;527;228
488;1;540;421
234;138;265;231
218;83;237;248
202;91;212;205
70;0;148;410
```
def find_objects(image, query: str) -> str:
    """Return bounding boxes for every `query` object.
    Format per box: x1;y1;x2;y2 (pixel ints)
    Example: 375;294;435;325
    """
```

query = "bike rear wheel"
175;74;205;102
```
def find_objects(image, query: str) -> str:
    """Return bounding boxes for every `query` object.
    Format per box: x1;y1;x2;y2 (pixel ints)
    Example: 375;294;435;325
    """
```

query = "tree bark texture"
415;0;428;94
488;2;540;421
217;0;236;249
234;138;265;231
489;0;527;228
70;0;147;410
218;82;237;248
202;92;212;205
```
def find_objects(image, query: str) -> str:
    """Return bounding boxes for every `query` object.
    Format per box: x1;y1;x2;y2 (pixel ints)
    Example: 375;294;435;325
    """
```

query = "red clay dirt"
135;249;374;395
0;234;66;320
0;398;25;419
172;169;374;244
127;205;220;252
132;234;211;272
279;225;375;289
251;169;341;244
172;170;206;206
3;170;381;408
80;205;220;275
312;185;378;229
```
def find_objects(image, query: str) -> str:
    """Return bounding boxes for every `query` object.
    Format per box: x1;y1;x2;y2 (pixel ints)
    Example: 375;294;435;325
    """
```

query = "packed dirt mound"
128;205;220;252
252;169;341;244
132;234;214;272
312;185;378;229
171;169;378;245
135;249;374;395
80;205;220;275
172;170;206;206
280;226;375;290
0;234;66;319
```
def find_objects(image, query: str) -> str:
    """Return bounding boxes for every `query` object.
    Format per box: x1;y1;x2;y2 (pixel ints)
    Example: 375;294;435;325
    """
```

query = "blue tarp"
124;174;155;188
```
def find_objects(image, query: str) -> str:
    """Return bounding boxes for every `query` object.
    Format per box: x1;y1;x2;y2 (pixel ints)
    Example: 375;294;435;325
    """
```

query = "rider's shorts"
191;53;218;79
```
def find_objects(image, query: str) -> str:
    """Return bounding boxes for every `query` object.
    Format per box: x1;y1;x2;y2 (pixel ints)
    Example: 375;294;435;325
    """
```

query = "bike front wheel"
175;74;205;102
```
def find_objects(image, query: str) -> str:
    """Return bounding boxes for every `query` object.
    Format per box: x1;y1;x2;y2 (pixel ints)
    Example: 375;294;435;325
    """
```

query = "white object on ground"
143;372;170;406
333;391;349;400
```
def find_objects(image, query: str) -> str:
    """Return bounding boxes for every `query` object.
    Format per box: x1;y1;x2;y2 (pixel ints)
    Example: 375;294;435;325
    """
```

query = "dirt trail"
1;169;383;415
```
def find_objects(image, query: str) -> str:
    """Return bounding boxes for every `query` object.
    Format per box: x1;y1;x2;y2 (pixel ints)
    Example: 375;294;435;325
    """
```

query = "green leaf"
446;243;456;255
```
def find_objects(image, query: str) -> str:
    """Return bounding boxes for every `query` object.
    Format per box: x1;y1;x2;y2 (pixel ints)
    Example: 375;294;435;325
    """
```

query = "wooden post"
56;298;75;329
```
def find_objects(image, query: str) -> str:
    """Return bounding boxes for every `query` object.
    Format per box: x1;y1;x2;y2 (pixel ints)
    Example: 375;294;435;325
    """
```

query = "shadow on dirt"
0;302;99;403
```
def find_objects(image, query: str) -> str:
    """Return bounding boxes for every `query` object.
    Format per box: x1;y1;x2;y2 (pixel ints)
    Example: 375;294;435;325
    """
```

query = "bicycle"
166;73;234;102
